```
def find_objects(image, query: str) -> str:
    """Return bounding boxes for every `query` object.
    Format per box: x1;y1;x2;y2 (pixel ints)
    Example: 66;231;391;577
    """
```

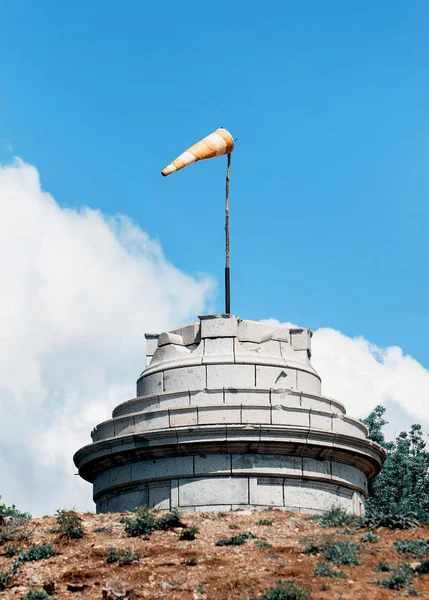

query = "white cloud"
0;158;215;516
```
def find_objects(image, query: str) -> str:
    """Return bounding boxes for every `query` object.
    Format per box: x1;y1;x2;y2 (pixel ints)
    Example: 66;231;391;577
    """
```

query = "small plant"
185;556;198;566
393;539;429;558
179;526;199;541
314;507;354;529
106;547;120;564
376;561;393;572
5;545;18;557
19;543;57;562
247;579;310;600
403;590;424;597
171;579;181;586
375;563;413;590
215;531;257;546
0;570;10;591
23;591;50;600
361;510;419;530
255;541;273;549
337;528;359;535
124;506;155;537
361;531;379;543
313;560;348;578
415;560;429;574
121;548;139;564
257;519;274;526
155;508;185;531
94;526;111;533
197;584;206;593
302;538;360;566
56;510;83;539
0;496;31;525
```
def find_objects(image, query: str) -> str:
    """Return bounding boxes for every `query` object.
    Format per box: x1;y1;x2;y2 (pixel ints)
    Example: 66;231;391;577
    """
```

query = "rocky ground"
1;508;429;599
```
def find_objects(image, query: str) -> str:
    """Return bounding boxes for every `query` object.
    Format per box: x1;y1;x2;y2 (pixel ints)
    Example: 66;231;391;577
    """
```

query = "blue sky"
1;1;428;365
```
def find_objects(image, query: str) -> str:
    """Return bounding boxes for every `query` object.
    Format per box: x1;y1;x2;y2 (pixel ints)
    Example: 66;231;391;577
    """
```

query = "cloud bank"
0;159;427;516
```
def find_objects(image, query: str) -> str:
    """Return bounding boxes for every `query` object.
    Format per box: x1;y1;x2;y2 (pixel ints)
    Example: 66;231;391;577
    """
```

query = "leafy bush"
0;496;31;525
257;519;274;526
247;579;310;600
19;543;57;562
56;510;83;539
124;506;155;537
0;570;10;591
5;545;18;557
313;560;348;578
121;548;139;564
215;532;257;546
375;563;413;590
314;507;354;529
360;509;419;530
416;560;429;574
361;531;379;543
179;526;199;541
375;561;393;572
185;557;198;566
23;591;50;600
106;547;120;564
393;539;429;558
302;538;360;566
255;541;273;549
155;508;184;531
94;526;111;533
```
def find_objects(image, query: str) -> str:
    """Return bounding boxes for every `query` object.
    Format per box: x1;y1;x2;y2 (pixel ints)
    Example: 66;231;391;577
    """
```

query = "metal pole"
225;153;231;314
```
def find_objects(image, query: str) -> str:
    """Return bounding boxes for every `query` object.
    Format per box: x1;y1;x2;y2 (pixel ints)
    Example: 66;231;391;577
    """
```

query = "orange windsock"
161;128;234;177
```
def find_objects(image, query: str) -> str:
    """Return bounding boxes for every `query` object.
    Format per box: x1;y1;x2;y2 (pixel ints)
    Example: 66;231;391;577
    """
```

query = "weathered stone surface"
75;314;385;516
101;579;134;599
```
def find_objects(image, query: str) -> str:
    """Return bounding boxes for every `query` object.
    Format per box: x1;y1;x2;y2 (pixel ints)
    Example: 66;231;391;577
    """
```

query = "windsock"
161;128;234;177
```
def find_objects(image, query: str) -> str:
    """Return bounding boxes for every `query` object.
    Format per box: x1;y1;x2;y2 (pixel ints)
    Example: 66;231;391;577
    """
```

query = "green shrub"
375;563;413;590
19;543;57;562
255;541;273;549
302;538;360;566
23;591;50;600
416;560;429;574
247;579;310;600
94;526;111;533
375;561;393;572
5;545;18;557
0;570;10;591
313;560;348;578
257;519;274;526
106;547;120;564
361;510;419;530
0;496;31;525
393;539;429;558
361;531;379;543
179;526;199;541
121;548;139;564
314;507;354;529
124;506;155;537
185;557;198;566
56;510;83;539
215;531;257;546
155;508;184;531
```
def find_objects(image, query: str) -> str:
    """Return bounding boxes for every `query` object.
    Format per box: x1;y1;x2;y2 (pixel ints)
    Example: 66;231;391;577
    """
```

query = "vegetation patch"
255;541;273;549
56;510;83;539
155;508;185;531
257;519;274;526
302;538;360;566
23;591;50;600
19;543;57;562
416;560;429;574
215;531;257;546
314;507;355;529
0;570;10;592
247;579;310;600
184;557;198;566
106;547;139;564
361;531;379;543
94;526;111;533
124;506;155;537
374;563;413;590
393;539;429;558
313;560;348;578
375;561;393;572
179;526;198;541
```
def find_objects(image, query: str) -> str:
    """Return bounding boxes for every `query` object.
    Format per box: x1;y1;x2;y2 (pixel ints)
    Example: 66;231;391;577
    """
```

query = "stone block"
200;314;239;338
171;322;200;345
310;411;332;432
206;364;255;389
203;337;234;363
270;389;301;408
131;456;193;481
303;458;331;479
92;421;114;441
271;406;310;427
190;389;223;406
137;372;163;396
169;408;197;427
300;395;330;412
163;366;206;393
225;389;270;405
232;454;302;477
194;453;231;475
290;329;312;351
237;320;267;342
157;392;188;410
148;482;170;509
194;504;229;512
171;479;179;507
250;477;284;505
234;339;282;365
256;366;297;390
297;371;321;395
114;418;134;437
197;405;241;425
158;331;185;347
332;417;366;439
150;343;194;368
134;411;169;433
280;342;297;361
241;406;271;424
93;471;110;496
331;462;366;491
178;476;248;506
145;334;159;357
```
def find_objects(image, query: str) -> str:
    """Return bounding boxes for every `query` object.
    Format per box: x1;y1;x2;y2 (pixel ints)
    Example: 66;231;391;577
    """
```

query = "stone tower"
74;315;385;514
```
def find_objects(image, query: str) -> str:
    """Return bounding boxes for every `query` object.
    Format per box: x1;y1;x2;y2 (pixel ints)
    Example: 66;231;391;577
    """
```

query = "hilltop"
1;508;429;599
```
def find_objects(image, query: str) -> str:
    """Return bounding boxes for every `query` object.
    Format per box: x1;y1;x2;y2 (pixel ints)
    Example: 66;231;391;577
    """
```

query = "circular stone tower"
74;315;385;514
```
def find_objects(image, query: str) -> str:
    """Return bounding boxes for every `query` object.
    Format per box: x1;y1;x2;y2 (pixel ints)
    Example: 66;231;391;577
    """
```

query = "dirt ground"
1;509;429;599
